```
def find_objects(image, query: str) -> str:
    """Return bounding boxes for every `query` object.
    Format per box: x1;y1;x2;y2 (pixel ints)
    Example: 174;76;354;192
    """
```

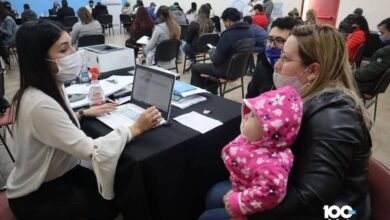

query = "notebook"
97;64;176;129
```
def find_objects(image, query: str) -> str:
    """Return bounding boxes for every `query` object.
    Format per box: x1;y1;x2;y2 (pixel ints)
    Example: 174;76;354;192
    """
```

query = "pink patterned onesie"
221;86;303;218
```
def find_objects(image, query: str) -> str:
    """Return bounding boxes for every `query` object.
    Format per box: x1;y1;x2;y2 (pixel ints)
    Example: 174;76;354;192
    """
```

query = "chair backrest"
225;52;252;81
63;16;78;27
97;14;113;25
197;33;220;53
78;34;105;48
155;39;181;62
119;14;132;25
352;43;366;67
180;24;189;40
372;68;390;95
369;158;390;220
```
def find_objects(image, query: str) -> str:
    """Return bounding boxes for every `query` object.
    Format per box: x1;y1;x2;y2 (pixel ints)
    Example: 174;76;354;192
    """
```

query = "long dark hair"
131;6;154;36
12;20;78;126
355;15;370;39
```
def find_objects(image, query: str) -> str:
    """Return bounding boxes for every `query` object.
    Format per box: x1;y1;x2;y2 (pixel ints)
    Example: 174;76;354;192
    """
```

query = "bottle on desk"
79;61;91;84
88;68;105;106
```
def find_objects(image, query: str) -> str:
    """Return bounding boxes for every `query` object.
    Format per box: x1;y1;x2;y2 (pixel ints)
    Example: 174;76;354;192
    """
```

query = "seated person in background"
190;8;254;94
144;6;181;69
121;2;132;15
252;4;268;29
86;0;94;14
304;9;317;25
183;4;215;71
3;1;17;20
147;2;157;22
347;15;369;64
243;15;268;71
49;1;61;16
57;0;75;23
7;20;162;220
173;2;184;12
199;86;303;220
92;2;108;19
338;8;363;34
248;24;371;220
126;7;154;56
0;2;17;47
246;17;298;98
354;17;390;96
186;2;197;24
70;7;102;47
169;4;187;25
21;4;37;23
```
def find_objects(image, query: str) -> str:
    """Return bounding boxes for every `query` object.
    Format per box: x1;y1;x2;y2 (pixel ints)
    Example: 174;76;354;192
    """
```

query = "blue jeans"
199;181;232;220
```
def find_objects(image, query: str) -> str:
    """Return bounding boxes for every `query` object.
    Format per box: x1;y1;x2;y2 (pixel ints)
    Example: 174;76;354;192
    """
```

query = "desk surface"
82;93;241;220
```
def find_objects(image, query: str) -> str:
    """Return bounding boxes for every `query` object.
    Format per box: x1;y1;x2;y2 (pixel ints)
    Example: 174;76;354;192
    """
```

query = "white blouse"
6;87;132;200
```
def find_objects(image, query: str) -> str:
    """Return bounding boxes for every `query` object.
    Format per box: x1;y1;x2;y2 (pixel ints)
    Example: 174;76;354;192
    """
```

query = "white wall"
142;0;389;31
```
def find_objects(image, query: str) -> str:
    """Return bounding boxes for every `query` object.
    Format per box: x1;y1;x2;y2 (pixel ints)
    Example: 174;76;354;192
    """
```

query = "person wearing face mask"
354;17;390;96
249;25;371;220
6;20;162;219
246;16;299;98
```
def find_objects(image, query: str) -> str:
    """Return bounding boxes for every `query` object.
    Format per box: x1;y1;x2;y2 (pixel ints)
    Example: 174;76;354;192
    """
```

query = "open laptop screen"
131;64;175;120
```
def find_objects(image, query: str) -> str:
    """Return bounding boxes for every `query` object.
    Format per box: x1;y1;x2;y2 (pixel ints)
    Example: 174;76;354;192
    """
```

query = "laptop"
97;64;175;129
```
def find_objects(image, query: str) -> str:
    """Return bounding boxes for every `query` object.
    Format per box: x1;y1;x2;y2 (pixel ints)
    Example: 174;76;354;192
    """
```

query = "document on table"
174;111;223;134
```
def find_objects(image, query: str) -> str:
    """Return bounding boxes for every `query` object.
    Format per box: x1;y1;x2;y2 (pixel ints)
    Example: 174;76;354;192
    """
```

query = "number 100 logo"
323;205;357;219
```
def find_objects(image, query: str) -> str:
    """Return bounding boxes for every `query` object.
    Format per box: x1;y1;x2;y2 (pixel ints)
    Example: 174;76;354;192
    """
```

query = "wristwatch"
78;109;85;120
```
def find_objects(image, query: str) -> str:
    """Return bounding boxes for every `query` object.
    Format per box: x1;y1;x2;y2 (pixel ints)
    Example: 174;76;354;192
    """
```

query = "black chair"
362;68;390;121
182;33;220;73
180;24;189;40
352;43;366;69
63;16;78;32
154;39;181;73
119;14;132;34
200;52;252;98
97;14;114;35
0;66;14;162
78;34;105;48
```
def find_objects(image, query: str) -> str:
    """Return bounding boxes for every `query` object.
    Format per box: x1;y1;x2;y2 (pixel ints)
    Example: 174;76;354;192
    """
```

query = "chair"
154;39;181;73
0;191;16;220
180;24;189;40
369;158;390;220
362;68;390;121
97;14;114;35
182;33;220;73
0;107;14;162
352;43;366;69
63;16;78;32
77;34;105;48
119;14;132;34
200;52;252;98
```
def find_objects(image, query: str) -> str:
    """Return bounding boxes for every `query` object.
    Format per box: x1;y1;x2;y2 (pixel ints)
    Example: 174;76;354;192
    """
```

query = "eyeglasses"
278;52;303;64
267;37;286;48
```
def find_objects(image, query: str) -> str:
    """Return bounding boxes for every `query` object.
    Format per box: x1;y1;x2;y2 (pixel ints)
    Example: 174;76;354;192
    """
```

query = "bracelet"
78;109;85;120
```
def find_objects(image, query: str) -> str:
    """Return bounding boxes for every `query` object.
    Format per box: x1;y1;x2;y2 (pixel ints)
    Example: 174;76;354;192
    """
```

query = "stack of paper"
174;111;223;134
171;80;209;109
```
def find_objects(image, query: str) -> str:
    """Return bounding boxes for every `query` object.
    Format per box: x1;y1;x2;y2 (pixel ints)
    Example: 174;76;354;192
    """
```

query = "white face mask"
47;51;82;82
273;67;310;92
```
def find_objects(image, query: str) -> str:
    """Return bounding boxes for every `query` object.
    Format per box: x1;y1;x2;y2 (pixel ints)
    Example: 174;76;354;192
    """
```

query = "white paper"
180;87;209;98
174;111;223;134
65;84;90;95
136;36;150;45
172;95;207;109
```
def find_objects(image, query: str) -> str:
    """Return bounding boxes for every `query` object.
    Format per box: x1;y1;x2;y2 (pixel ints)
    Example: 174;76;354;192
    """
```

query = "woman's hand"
84;102;118;117
130;106;162;138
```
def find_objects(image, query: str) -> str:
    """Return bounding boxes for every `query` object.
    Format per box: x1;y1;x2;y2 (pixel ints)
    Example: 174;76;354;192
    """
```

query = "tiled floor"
1;30;389;189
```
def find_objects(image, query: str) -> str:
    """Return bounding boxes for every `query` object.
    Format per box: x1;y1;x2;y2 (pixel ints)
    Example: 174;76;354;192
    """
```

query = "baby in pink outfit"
222;86;303;219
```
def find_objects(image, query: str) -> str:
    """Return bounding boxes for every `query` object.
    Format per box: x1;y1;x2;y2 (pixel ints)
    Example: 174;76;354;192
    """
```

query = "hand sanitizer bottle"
88;69;105;106
79;61;90;84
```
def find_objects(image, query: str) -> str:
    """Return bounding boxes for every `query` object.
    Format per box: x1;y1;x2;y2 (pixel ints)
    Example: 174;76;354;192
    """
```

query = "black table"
81;93;241;220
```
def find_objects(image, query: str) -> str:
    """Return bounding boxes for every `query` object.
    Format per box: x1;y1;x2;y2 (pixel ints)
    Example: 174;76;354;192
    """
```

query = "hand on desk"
130;106;162;138
84;103;118;117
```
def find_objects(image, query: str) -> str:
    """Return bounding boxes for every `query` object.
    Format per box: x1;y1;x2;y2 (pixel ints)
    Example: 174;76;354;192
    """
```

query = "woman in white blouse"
6;20;161;219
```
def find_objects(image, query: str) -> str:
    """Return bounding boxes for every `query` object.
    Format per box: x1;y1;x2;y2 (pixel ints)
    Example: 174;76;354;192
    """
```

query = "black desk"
81;94;241;220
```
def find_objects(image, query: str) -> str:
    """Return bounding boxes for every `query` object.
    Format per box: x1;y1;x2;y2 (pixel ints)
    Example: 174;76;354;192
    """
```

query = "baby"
222;86;303;219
